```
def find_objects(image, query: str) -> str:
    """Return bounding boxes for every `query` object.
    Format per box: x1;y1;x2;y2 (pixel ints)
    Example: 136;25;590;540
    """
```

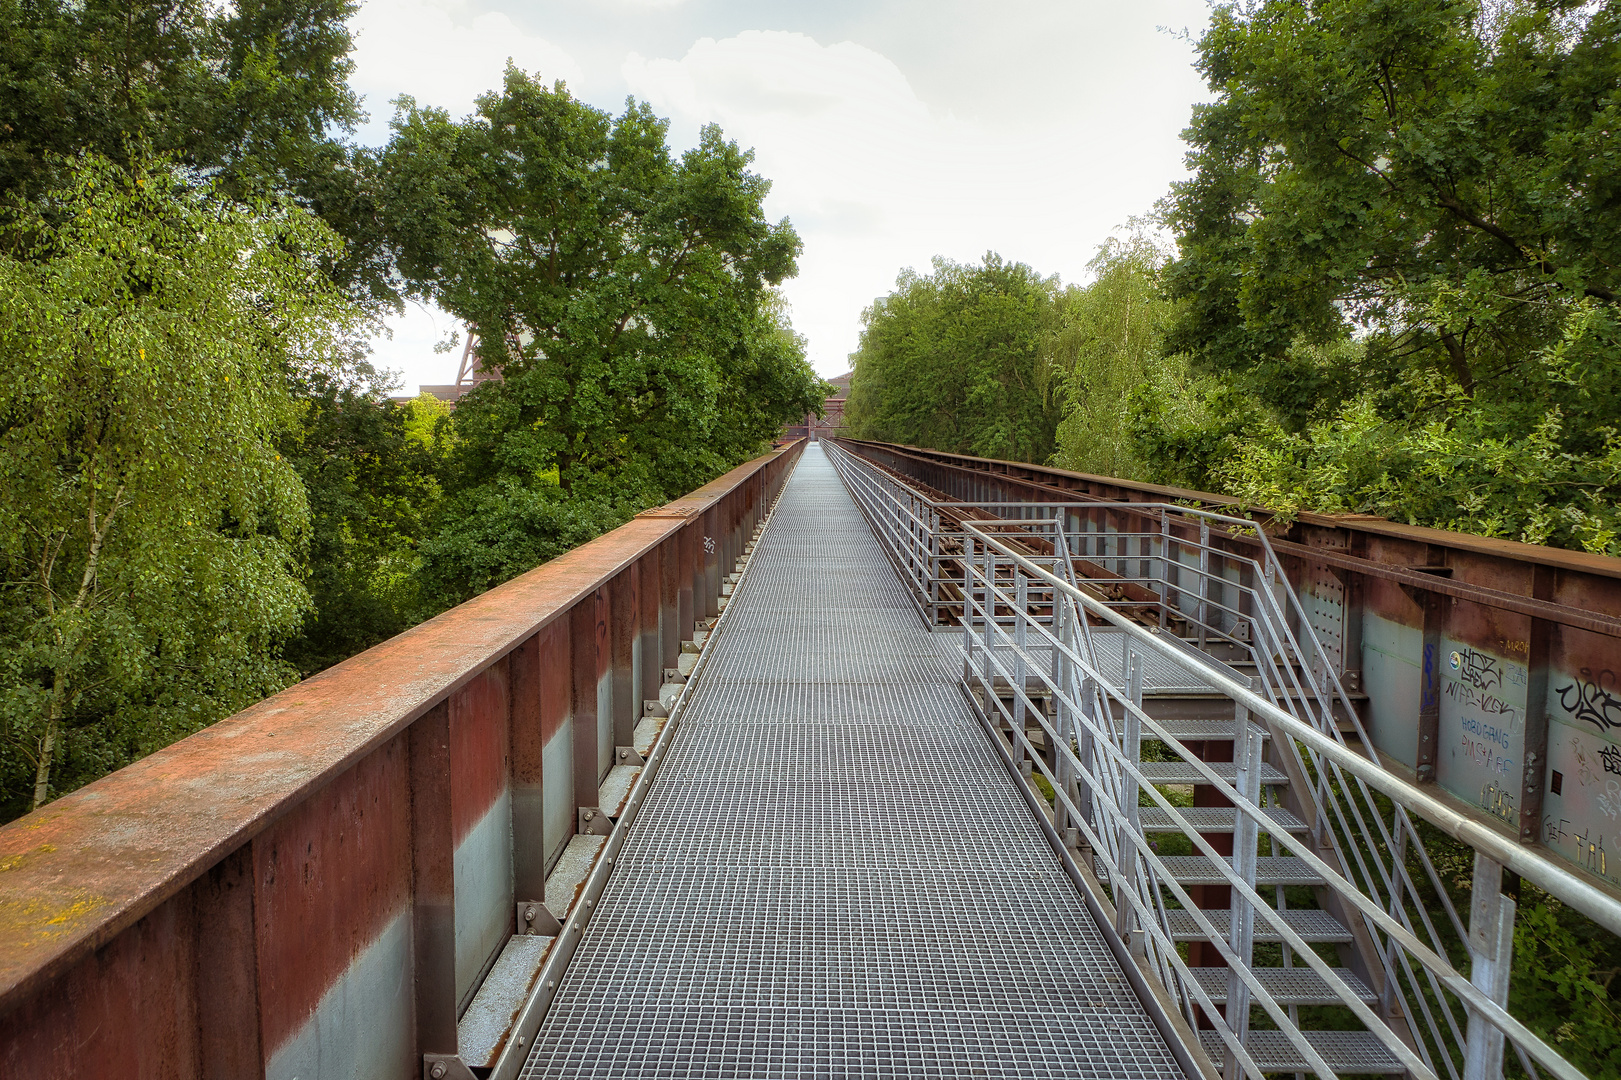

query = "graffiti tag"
1445;682;1521;727
1479;781;1516;824
1449;647;1503;692
1555;668;1621;734
1599;780;1621;823
1600;744;1621;777
1574;824;1609;877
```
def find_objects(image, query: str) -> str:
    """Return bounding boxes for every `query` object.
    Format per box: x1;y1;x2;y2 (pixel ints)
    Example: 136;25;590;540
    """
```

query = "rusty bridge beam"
0;440;803;1078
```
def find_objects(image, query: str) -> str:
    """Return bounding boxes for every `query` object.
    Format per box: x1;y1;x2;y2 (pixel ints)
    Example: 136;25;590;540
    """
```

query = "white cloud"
623;30;1167;375
349;0;583;137
350;7;1211;388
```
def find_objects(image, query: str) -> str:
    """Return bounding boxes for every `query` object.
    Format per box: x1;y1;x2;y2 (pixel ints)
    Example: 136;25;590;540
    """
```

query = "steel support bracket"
643;699;668;718
517;900;563;936
615;745;646;766
578;806;613;835
423;1054;478;1080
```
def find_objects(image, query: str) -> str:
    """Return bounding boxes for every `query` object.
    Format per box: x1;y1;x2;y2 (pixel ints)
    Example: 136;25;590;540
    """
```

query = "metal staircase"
825;438;1621;1080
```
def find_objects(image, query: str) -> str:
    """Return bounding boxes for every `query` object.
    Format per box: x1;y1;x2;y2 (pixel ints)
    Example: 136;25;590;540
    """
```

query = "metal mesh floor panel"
521;445;1181;1079
1188;965;1376;1005
1197;1031;1404;1074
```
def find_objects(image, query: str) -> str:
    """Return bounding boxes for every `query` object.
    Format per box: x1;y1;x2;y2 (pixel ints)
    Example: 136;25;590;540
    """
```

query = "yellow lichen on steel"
0;843;58;873
0;891;109;948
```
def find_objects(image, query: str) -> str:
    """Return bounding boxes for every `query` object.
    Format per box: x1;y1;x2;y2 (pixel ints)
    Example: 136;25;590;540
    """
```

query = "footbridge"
2;440;1619;1080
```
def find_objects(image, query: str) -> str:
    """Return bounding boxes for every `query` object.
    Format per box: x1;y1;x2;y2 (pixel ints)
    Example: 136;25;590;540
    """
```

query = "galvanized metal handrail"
826;442;1496;1078
825;440;1620;1080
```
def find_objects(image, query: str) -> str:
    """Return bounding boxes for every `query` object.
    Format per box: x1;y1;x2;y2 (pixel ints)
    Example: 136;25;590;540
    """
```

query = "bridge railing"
0;440;803;1079
836;437;1621;886
825;439;1620;1080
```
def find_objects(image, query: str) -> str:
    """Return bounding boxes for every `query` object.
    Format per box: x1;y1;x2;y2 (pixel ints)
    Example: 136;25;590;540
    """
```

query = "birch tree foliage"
0;155;360;815
1045;233;1173;480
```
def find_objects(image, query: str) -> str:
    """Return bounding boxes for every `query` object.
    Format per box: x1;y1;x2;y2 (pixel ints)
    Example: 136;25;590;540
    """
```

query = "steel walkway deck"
521;444;1183;1079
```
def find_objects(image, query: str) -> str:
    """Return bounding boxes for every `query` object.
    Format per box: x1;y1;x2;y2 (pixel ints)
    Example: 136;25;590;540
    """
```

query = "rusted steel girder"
837;437;1621;893
0;441;803;1078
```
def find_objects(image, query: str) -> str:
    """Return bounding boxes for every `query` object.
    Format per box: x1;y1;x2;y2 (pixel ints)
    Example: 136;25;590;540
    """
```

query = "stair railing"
823;441;1620;1080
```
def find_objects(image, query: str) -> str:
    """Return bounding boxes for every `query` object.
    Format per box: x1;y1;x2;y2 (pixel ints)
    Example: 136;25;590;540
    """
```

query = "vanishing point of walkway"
522;444;1183;1078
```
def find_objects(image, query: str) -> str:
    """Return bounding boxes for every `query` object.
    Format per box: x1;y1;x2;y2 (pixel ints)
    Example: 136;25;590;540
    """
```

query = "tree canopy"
1152;0;1621;550
377;68;825;605
844;253;1061;462
0;0;393;309
0;23;822;813
0;155;360;814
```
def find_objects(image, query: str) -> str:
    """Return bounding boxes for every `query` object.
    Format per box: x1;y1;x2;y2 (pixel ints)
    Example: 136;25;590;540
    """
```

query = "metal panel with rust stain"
1541;623;1621;887
594;586;614;784
253;733;413;1071
0;887;200;1078
510;631;546;901
611;565;639;751
531;618;575;873
1431;600;1534;831
640;547;664;708
450;661;514;1010
0;511;687;1014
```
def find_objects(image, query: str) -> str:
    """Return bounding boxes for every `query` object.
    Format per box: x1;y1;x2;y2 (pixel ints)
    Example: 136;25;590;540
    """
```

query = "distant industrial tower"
419;331;503;402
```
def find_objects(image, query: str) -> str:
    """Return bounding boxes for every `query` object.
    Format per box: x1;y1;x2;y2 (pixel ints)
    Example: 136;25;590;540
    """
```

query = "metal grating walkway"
521;444;1183;1079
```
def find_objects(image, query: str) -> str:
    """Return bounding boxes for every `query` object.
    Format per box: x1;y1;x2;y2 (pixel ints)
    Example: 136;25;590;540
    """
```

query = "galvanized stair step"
1139;760;1288;786
1188;965;1378;1006
1196;1031;1405;1075
1163;907;1352;944
1152;717;1271;743
1138;805;1306;834
1099;854;1325;887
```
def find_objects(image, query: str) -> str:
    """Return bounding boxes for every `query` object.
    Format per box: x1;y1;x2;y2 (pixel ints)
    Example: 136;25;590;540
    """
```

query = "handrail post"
1114;651;1144;940
929;509;941;623
1197;520;1211;651
1225;712;1262;1080
982;543;995;694
1463;853;1516;1080
963;533;976;682
1159;510;1171;629
1015;569;1029;771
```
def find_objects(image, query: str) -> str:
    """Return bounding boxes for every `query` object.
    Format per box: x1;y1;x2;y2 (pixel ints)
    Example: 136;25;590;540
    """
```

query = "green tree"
0;155;359;815
1046;232;1174;479
376;68;823;607
280;380;449;676
0;0;393;309
1157;0;1621;552
844;253;1061;462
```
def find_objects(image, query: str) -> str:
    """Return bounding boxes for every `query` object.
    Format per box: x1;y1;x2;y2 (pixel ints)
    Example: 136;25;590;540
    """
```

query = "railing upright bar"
1225;713;1262;1080
824;443;1617;1080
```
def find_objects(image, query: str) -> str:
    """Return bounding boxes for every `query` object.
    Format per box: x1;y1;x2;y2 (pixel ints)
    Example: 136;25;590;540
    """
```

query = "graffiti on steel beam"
1599;743;1621;776
1448;646;1504;693
1555;667;1621;734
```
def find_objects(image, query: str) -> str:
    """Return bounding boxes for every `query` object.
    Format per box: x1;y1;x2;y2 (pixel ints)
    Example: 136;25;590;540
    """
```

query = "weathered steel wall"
0;440;802;1078
840;438;1621;890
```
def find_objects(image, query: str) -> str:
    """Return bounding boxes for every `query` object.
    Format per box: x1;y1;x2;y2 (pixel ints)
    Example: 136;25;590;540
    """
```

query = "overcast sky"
348;0;1215;392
